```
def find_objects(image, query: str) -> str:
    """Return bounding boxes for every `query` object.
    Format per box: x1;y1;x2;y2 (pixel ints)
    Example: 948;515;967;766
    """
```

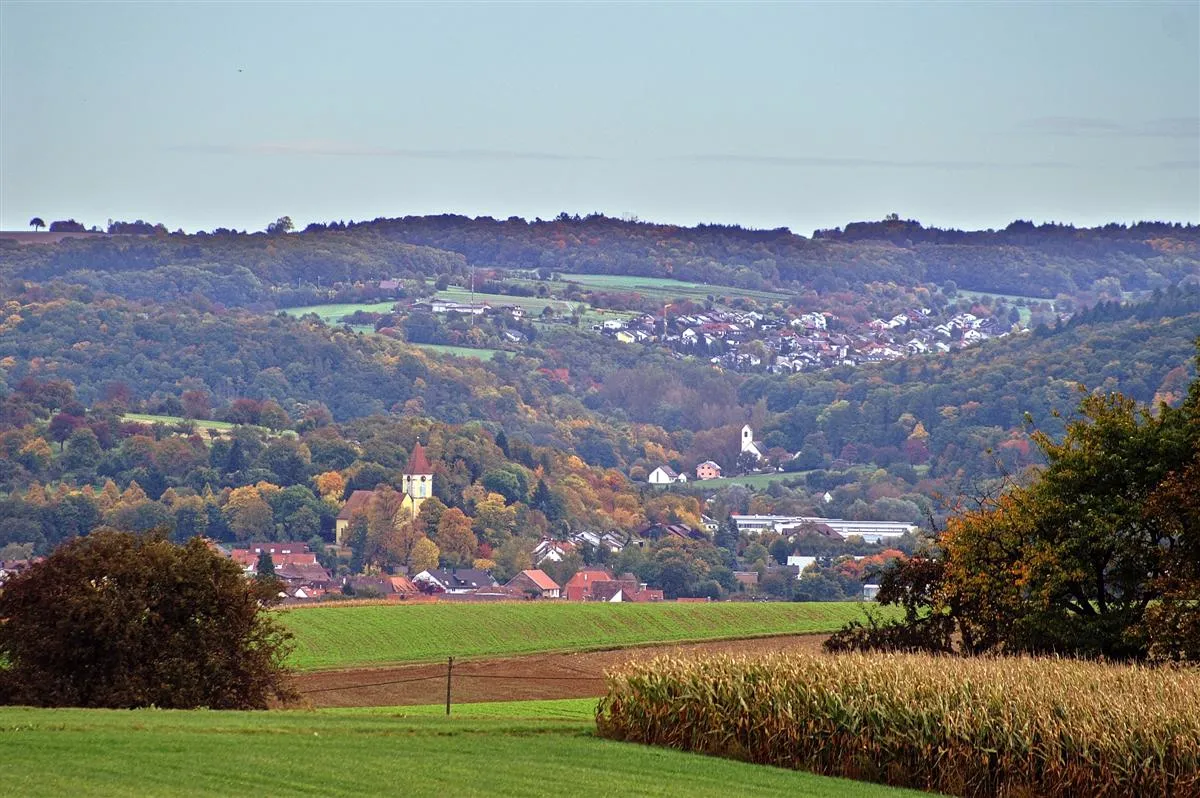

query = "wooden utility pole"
445;656;454;715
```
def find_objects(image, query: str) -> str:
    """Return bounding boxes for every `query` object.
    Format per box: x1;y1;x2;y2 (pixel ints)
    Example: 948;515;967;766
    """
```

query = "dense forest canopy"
3;214;1197;307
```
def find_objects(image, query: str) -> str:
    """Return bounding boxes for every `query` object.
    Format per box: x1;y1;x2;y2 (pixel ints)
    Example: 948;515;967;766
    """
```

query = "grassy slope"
280;601;871;671
0;702;922;798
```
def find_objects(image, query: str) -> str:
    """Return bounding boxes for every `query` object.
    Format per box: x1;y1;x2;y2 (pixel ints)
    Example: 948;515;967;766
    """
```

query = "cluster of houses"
221;527;688;603
595;305;1017;374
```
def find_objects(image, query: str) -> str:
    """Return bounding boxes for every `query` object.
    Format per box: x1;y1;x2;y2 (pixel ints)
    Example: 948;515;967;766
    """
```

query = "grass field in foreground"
280;600;872;671
0;702;923;798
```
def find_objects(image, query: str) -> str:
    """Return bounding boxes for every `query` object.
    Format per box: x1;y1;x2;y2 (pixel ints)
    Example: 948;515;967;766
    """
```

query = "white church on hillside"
741;424;764;461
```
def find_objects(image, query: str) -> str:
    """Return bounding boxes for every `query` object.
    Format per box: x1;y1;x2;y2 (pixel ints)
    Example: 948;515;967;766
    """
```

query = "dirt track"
289;634;828;708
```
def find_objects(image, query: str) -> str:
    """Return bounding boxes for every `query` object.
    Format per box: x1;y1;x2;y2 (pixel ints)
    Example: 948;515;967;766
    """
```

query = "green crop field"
280;601;873;671
0;701;919;798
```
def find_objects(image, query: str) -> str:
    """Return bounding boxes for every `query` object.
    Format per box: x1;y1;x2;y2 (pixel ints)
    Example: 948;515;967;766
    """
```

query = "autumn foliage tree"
829;347;1200;661
0;531;295;708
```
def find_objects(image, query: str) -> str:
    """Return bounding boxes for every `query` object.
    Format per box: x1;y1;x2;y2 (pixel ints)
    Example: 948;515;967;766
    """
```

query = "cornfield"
596;652;1200;797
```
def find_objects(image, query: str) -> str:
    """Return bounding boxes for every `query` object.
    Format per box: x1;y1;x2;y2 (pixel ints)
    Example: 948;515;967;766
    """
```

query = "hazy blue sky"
2;1;1197;234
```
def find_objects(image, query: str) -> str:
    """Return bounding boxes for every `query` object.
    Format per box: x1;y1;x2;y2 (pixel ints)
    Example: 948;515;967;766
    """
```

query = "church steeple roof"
407;442;432;475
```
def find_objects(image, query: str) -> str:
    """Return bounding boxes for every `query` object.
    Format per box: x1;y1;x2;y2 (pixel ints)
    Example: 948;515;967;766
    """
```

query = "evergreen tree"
255;549;275;580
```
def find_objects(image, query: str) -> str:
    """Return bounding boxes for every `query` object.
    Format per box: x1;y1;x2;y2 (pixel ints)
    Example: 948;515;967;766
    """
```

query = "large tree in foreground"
829;344;1200;661
0;530;295;708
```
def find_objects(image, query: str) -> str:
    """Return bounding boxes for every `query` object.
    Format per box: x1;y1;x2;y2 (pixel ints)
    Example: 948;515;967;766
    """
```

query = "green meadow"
282;301;399;325
280;600;872;671
411;343;499;360
560;273;794;305
0;700;923;798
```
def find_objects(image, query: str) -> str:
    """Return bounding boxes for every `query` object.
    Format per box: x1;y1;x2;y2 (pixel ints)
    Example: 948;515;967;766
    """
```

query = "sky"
1;1;1197;235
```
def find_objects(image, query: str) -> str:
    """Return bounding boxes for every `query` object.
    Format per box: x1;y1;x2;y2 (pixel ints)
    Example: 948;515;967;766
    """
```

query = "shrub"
0;530;295;709
597;652;1200;797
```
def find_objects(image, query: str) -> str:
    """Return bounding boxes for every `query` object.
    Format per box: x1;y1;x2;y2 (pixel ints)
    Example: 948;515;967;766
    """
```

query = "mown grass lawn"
0;701;925;798
280;600;874;671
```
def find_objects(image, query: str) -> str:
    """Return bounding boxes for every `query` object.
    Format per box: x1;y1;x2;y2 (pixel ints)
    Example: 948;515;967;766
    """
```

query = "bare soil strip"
289;634;828;708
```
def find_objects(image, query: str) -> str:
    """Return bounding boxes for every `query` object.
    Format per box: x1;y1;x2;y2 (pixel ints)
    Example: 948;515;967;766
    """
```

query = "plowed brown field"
289;633;827;708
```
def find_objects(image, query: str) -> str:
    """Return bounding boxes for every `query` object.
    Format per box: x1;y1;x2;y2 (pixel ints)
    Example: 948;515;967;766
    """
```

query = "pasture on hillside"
558;273;794;305
119;413;278;442
718;470;811;489
0;700;922;798
280;600;872;671
282;301;399;325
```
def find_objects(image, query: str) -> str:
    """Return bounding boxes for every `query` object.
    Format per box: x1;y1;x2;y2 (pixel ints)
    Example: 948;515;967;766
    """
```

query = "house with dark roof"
648;465;686;485
504;569;561;598
412;567;497;594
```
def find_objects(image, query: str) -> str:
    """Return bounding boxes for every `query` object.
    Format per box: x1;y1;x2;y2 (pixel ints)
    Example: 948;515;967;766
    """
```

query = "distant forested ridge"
2;214;1196;306
325;214;1200;298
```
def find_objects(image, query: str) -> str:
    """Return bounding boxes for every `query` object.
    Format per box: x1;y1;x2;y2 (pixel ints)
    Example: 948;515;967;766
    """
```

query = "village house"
344;574;420;599
412;567;497;594
504;569;561;598
563;568;614;601
647;465;686;485
695;460;723;480
571;530;627;553
532;538;576;564
563;569;663;602
230;542;318;572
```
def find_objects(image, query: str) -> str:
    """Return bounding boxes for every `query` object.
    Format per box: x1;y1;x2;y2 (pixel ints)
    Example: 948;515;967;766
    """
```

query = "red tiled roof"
388;575;419;594
564;569;614;588
520;569;560;591
407;442;432;474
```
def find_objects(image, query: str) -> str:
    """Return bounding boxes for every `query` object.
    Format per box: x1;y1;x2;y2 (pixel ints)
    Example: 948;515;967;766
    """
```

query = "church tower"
740;424;763;460
401;442;433;519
